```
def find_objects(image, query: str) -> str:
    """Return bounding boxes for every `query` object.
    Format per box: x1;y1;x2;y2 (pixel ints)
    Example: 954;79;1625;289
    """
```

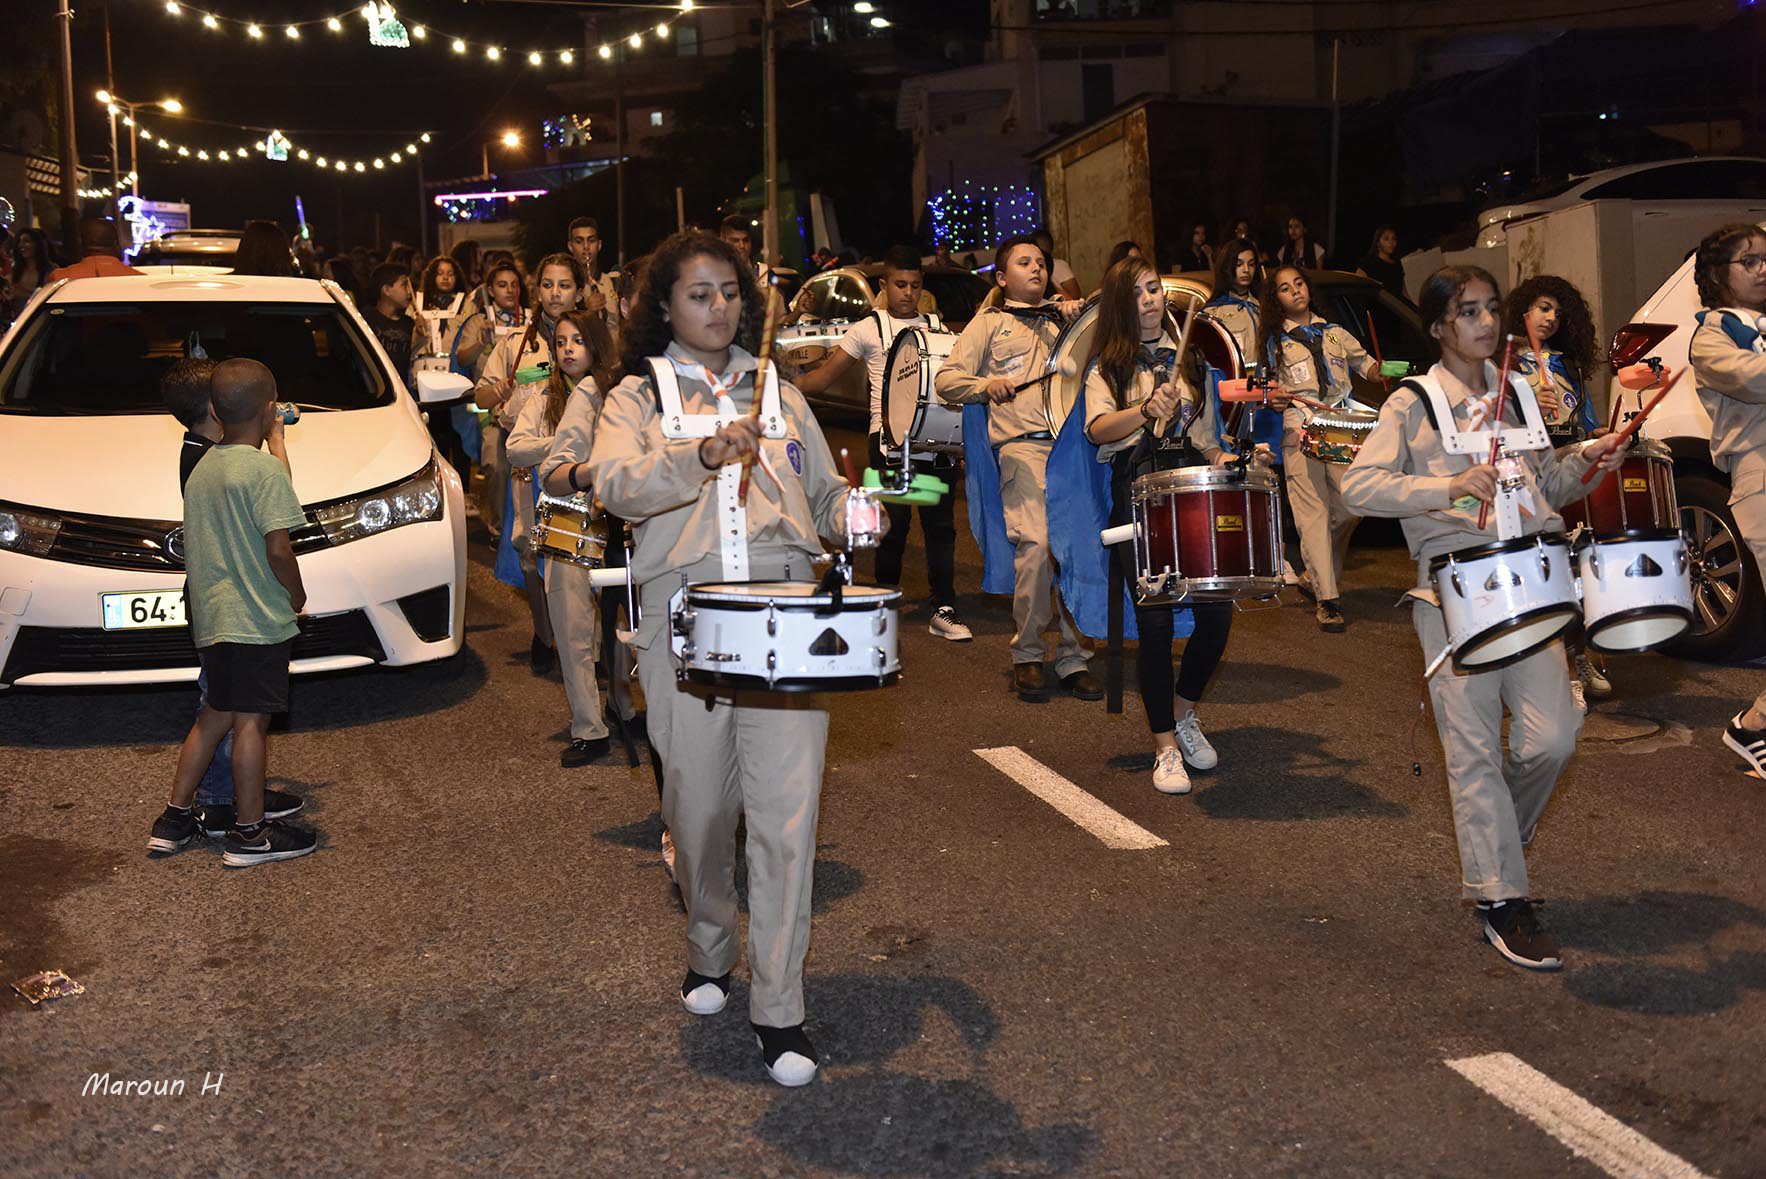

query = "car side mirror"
413;367;472;405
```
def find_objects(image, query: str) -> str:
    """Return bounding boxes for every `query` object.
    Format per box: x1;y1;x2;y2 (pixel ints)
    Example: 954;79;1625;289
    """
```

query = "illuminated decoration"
926;181;1041;252
543;114;593;149
264;129;291;161
118;194;171;252
125;112;428;178
147;0;693;68
432;188;546;223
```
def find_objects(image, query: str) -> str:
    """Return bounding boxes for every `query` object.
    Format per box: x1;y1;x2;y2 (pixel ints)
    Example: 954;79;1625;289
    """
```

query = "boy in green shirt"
152;358;316;867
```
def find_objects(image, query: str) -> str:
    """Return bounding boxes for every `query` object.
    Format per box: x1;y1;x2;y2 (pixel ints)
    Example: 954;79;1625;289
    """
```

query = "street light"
482;130;522;178
94;91;182;197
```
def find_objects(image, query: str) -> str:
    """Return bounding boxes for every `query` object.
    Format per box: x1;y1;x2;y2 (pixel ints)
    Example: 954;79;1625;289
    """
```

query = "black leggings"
869;434;958;607
1110;458;1233;734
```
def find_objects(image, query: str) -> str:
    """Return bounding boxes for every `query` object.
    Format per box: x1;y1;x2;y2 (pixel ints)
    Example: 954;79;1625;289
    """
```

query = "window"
820;275;876;322
0;301;393;414
675;22;697;55
1081;63;1115;123
1582;160;1766;202
649;111;663;128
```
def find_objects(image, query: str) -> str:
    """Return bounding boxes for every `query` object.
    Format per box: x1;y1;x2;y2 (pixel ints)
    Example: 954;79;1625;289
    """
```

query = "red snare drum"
1130;465;1283;603
1559;437;1676;534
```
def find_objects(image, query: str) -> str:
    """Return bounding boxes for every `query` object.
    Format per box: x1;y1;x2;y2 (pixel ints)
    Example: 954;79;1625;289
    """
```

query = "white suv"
0;274;468;688
1607;227;1766;659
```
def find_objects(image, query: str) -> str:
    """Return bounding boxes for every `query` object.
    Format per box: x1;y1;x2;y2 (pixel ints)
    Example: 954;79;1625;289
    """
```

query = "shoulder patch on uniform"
786;439;803;475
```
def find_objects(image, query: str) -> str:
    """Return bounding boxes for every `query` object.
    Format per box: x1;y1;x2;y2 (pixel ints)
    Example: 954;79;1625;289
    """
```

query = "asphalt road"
4;421;1766;1177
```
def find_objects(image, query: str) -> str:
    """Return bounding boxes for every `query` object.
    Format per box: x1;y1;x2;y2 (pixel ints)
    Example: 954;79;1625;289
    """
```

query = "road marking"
1446;1053;1711;1179
973;746;1167;850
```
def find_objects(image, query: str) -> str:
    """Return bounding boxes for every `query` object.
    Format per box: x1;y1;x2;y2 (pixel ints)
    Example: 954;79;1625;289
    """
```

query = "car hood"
0;403;430;520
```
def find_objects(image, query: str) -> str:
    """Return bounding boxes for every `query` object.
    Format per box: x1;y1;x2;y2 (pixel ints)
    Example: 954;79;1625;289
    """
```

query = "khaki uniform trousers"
1727;455;1766;714
635;554;828;1028
997;438;1090;676
481;423;507;536
1414;596;1581;901
543;560;608;742
1283;446;1359;602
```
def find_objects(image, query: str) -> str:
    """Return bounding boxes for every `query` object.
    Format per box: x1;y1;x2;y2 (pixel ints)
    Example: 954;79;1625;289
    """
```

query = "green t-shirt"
182;445;307;647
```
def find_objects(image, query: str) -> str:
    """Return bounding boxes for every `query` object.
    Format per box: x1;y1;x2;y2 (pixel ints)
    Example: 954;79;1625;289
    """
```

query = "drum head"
1044;299;1100;438
1455;607;1577;670
883;328;929;450
690;581;901;606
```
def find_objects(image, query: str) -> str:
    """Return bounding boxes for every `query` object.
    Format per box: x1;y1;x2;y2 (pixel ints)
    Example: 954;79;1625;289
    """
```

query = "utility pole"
55;0;81;255
103;2;119;204
1325;34;1341;264
762;0;779;271
417;152;428;257
615;40;626;268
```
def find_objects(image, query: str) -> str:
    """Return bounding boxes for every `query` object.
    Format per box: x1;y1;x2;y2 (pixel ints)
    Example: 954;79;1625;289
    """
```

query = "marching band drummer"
1083;258;1264;796
1341;265;1628;973
935;236;1100;703
796;244;972;643
1258;265;1380;632
586;230;862;1088
511;308;619;767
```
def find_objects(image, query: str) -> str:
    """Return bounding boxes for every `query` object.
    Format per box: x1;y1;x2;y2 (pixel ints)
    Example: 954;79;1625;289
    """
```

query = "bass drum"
1044;301;1244;437
882;325;964;455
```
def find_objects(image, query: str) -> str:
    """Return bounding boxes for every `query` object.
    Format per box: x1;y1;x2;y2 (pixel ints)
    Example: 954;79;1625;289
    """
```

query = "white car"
0;274;469;688
1606;225;1766;659
1476;157;1766;249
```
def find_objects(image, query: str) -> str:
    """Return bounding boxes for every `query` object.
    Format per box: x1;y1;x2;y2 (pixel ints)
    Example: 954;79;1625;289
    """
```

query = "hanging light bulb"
354;161;366;172
656;22;669;37
485;45;501;60
419;132;430;142
598;44;612;59
202;12;218;28
316;156;327;167
164;1;180;14
628;32;642;48
390;151;402;163
527;50;542;65
411;24;426;39
247;23;262;38
452;38;466;53
298;148;310;159
328;16;343;31
560;49;574;64
285;25;300;38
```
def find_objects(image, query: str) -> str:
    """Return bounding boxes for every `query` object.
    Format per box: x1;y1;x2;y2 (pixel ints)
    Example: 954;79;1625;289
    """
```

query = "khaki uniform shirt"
1690;310;1766;485
478;320;554;432
1081;333;1224;465
534;378;606;493
934;301;1063;446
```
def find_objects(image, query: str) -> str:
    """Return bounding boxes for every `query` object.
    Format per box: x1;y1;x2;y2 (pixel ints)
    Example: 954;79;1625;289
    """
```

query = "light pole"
95;91;181;198
482;129;522;180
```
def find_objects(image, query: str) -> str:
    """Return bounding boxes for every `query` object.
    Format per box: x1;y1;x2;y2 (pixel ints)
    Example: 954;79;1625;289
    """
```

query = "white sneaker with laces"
928;606;973;642
1570;679;1587;713
1152;747;1191;795
1175;709;1218;770
1283;559;1302;587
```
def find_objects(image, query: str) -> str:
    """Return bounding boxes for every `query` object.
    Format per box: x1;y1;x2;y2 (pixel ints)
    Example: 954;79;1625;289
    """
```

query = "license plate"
100;590;188;631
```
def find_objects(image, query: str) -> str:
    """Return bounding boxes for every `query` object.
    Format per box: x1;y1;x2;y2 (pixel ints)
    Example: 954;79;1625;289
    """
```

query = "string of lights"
149;0;697;69
80;173;140;200
110;105;431;177
927;182;1041;253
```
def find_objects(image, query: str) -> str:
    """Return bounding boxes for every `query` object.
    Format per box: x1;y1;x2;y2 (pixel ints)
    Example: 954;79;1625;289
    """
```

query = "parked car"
131;229;241;275
1476;157;1766;249
0;274;468;688
1605;229;1766;659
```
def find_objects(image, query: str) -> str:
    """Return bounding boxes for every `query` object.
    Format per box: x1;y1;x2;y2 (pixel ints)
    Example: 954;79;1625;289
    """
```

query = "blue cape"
448;321;484;463
494;474;545;588
961;402;1016;595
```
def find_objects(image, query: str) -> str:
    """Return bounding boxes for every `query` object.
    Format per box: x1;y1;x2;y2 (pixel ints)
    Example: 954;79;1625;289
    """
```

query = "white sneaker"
1576;653;1613;697
1283;559;1302;587
928;606;973;642
1152;747;1191;795
1570;679;1587;713
1174;709;1218;770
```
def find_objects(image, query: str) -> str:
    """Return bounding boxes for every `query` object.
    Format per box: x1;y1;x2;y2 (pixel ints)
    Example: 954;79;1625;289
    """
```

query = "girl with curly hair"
584;231;859;1088
1506;275;1598;444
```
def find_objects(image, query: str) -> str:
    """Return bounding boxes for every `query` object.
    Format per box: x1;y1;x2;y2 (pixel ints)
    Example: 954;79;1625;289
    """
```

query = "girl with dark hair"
509;307;621;767
450;238;482;288
449;259;529;540
586;230;857;1089
414;254;467;360
475;252;585;673
1355;226;1405;300
231;220;293;277
1258;265;1378;630
1083;257;1260;795
1687;222;1766;778
1174;223;1213;273
1343;265;1626;972
4;227;58;321
1278;216;1326;269
1105;239;1144;272
1206;237;1262;362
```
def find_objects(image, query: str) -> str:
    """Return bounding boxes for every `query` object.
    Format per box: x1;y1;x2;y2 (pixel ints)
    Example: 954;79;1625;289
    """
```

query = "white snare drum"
531;492;606;568
1574;528;1693;653
1430;533;1578;670
883;326;964;455
670;581;902;692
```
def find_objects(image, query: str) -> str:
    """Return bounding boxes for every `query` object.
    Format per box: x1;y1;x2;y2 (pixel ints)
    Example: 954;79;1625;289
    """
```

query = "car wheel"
1670;473;1765;660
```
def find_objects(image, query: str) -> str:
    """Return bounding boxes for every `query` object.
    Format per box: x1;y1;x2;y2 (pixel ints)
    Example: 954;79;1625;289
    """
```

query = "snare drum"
670;581;902;692
1558;437;1676;534
1574;528;1693;653
1129;465;1283;603
882;326;964;455
531;492;606;568
1429;533;1578;670
1300;407;1379;465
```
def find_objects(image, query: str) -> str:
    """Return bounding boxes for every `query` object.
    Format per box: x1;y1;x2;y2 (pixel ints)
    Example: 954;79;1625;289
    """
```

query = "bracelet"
1139;401;1157;423
698;438;718;470
567;462;586;493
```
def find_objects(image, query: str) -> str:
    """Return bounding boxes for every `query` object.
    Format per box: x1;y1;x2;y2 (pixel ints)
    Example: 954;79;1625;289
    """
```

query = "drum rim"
681;669;902;692
1429;531;1571;571
1572;526;1685;548
686;581;903;605
1304;410;1380;428
1132;464;1279;496
1585;604;1694;653
1452;604;1579;670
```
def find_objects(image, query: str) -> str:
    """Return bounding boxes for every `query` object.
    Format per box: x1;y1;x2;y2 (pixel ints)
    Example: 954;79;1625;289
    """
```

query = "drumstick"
1580;366;1683;484
1010;352;1081;394
1364;311;1389;388
1153;292;1203;438
1477;335;1519;530
738;285;781;506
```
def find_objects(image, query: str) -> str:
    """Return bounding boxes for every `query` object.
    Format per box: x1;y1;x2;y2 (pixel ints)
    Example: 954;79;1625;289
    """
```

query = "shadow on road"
1550;890;1766;1016
1205;662;1342;706
1176;725;1408;822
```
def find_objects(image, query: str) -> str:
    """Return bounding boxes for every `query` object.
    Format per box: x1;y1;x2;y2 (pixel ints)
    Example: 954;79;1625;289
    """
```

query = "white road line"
1446;1053;1711;1179
973;746;1168;851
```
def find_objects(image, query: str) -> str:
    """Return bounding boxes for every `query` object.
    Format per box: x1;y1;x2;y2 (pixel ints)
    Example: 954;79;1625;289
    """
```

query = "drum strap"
1397;372;1549;457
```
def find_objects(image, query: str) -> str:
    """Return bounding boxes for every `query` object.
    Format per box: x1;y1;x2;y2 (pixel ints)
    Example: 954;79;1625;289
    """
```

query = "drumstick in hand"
1477;335;1519;530
738;285;781;506
1580;366;1683;484
1365;311;1389;389
1153;292;1203;438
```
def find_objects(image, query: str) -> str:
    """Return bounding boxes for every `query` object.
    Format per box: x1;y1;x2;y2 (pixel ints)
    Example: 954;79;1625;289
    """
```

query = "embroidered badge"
786;440;803;474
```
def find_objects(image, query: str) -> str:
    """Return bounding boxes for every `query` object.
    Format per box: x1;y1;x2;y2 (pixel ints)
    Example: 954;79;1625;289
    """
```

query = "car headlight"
0;505;61;556
313;461;445;545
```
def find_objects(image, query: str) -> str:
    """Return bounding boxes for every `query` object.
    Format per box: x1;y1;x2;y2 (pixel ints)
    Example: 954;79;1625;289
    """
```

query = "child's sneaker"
147;806;201;854
222;819;317;868
197;789;304;838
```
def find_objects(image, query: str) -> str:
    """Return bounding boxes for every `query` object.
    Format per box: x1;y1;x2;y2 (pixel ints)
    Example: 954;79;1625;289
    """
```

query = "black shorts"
200;640;293;714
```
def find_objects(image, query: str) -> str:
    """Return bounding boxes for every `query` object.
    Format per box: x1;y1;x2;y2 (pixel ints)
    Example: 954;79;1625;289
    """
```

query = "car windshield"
925;273;989;326
0;300;394;414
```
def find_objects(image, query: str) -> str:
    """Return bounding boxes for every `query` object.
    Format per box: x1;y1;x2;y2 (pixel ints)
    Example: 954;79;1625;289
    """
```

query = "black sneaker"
681;969;731;1016
197;790;304;838
1316;599;1346;633
561;737;611;768
1723;711;1766;777
147;806;200;854
1479;898;1562;971
222;819;318;868
753;1022;819;1087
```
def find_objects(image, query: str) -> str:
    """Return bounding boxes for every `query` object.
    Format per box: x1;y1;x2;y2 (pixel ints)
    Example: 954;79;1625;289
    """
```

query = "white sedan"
0;274;469;688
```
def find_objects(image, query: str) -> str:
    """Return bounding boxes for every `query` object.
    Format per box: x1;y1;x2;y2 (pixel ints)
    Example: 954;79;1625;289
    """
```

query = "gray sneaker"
928;606;973;642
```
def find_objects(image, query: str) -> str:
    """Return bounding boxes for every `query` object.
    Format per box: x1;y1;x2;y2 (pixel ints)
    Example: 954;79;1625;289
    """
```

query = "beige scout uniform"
586;341;849;1029
935;301;1091;676
1272;320;1378;601
1342;361;1600;902
1690;309;1766;715
511;384;608;744
477;323;556;564
1203;295;1259;368
1081;334;1225;464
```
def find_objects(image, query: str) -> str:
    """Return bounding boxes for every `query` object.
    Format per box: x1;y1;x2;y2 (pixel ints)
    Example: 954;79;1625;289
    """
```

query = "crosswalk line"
973;746;1168;850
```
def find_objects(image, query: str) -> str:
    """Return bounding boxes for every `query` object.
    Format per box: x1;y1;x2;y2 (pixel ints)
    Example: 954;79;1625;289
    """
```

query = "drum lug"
1535;538;1551;580
767;603;778;637
766;649;778;687
673;608;695;637
1587;543;1602;579
1676;546;1689;576
1448;563;1465;599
